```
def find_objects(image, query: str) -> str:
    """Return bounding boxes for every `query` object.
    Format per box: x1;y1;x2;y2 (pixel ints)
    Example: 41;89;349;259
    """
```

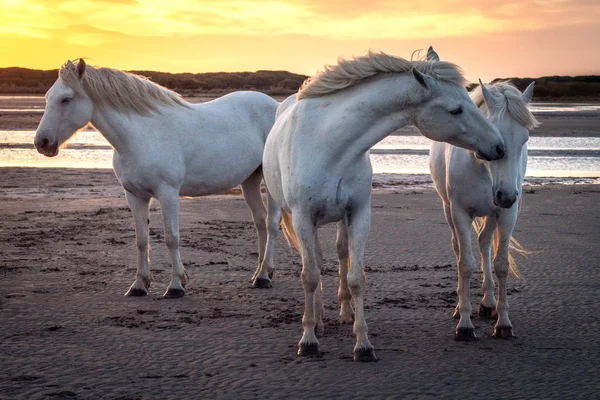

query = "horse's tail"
472;217;528;279
281;209;300;252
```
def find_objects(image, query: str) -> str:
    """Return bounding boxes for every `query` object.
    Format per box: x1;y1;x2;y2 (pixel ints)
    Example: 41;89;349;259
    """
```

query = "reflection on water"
0;109;44;112
530;103;600;113
374;135;600;151
1;130;599;178
370;154;600;178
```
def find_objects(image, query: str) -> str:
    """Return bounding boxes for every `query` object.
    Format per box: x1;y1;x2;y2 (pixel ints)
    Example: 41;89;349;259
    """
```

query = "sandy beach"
0;167;598;399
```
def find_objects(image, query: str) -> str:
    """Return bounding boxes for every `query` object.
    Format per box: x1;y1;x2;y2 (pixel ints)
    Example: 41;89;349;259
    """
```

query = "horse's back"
195;91;278;141
276;94;297;119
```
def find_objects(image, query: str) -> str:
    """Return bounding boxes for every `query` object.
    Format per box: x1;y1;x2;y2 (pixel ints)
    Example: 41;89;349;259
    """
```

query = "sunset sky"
1;0;599;82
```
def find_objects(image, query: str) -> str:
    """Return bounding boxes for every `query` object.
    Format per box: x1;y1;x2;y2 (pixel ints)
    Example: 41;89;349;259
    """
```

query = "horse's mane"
297;50;467;100
471;81;539;129
59;61;189;115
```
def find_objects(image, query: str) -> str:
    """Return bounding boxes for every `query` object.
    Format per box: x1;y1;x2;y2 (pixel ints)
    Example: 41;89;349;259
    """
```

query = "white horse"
260;49;506;361
34;59;278;298
430;61;537;340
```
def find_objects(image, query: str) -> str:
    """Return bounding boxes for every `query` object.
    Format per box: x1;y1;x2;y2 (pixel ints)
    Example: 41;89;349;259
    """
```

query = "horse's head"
410;47;505;161
35;59;93;157
477;80;536;208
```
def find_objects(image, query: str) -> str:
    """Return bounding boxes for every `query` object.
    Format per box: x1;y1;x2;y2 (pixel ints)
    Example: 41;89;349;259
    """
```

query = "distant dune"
1;67;599;101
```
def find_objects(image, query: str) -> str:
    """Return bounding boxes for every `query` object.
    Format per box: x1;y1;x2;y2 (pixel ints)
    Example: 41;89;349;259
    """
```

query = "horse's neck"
328;75;422;154
90;107;147;154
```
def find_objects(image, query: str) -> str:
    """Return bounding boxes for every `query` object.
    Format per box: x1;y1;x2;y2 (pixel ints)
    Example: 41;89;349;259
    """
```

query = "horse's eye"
450;107;462;115
61;97;72;104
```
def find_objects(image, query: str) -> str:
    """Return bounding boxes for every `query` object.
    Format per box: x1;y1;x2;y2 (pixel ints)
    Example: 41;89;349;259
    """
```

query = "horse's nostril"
40;138;49;148
495;144;505;158
496;191;504;201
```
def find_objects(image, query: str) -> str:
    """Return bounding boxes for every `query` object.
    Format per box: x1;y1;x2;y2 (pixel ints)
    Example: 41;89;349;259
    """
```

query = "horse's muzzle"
494;190;518;208
476;144;505;162
34;135;59;157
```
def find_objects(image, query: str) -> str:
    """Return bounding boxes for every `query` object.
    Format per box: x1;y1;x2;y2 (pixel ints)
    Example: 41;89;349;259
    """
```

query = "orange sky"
1;0;599;82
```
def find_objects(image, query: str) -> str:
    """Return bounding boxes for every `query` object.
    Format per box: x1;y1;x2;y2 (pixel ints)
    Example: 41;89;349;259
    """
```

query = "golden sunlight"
1;0;599;80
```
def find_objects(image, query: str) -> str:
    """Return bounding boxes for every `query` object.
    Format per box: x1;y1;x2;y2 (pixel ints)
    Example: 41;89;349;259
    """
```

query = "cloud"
0;0;598;79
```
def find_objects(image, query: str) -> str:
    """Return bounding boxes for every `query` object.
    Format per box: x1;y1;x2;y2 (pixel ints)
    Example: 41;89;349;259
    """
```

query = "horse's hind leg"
124;190;151;296
493;210;518;338
314;230;324;337
478;216;498;319
156;188;187;299
336;220;354;324
238;169;271;289
451;206;477;341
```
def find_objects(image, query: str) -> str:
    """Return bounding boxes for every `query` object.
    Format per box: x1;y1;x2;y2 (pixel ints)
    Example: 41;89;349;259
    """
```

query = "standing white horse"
34;59;278;298
260;49;506;361
430;74;538;340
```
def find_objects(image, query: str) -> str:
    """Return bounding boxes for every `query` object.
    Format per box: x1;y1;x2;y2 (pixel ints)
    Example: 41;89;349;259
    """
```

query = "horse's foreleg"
493;210;518;338
157;189;186;299
347;202;377;362
124;191;151;296
451;206;477;341
293;211;321;357
478;217;498;318
336;220;353;324
240;169;268;286
443;203;461;319
252;189;281;288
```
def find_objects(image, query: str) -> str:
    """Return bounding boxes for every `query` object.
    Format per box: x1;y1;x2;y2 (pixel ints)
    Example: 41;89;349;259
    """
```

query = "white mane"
59;61;189;115
297;50;467;100
471;81;539;129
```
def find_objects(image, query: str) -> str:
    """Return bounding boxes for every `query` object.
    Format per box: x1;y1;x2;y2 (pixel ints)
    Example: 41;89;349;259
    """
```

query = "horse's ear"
412;67;430;89
426;46;440;62
522;81;535;103
77;59;86;80
479;79;496;109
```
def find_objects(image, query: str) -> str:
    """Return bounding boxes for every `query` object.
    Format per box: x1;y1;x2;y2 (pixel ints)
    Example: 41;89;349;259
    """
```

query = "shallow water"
1;130;598;178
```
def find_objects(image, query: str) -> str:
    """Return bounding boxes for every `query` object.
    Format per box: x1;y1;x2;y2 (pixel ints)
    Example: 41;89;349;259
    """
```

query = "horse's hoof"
125;288;147;297
251;277;272;289
455;327;478;341
493;325;514;338
163;288;185;299
297;342;320;357
353;347;378;362
338;314;354;324
479;305;496;319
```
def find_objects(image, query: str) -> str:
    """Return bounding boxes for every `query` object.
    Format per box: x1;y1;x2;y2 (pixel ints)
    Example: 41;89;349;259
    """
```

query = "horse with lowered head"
430;66;538;341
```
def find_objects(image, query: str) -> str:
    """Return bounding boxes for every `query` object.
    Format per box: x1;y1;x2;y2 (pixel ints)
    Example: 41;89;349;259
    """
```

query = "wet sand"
0;168;598;399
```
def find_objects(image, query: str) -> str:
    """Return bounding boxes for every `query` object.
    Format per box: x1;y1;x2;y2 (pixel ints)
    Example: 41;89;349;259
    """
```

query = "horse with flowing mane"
259;48;506;361
35;59;278;298
430;51;538;340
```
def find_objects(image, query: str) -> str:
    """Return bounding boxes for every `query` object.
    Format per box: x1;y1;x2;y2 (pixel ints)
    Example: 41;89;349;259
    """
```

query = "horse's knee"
494;259;509;278
301;269;319;292
165;233;179;249
457;259;475;278
136;235;148;251
347;271;365;294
